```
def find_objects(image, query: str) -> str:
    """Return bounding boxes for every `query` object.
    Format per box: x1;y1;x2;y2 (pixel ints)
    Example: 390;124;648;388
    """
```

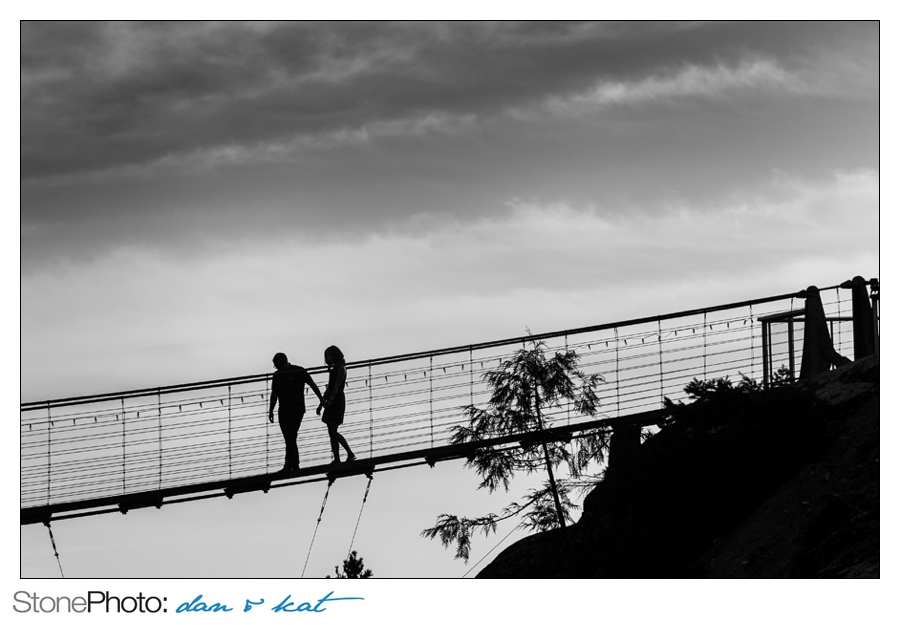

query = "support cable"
157;389;163;490
469;347;474;406
462;522;519;578
44;521;64;578
46;402;51;505
346;475;373;560
301;480;333;578
429;356;434;447
565;333;571;427
565;333;574;457
121;397;126;494
657;320;664;408
749;304;755;381
790;296;795;377
836;289;843;352
703;312;708;379
614;328;620;417
228;384;232;480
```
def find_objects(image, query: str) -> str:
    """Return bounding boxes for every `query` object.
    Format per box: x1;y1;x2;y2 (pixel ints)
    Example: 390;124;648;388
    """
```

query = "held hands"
316;398;329;416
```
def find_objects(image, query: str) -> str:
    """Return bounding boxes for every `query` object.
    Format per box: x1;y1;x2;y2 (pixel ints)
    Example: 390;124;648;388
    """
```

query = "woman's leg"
327;422;340;461
327;423;353;460
336;426;353;455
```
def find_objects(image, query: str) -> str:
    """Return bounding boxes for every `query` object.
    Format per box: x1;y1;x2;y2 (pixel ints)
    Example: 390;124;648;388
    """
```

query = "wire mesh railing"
21;284;860;513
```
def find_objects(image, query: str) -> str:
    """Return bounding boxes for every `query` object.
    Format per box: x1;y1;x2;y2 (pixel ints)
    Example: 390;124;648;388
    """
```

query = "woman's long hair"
324;345;346;366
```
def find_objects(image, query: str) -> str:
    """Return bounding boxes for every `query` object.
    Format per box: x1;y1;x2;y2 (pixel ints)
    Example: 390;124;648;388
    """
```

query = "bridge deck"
21;409;667;525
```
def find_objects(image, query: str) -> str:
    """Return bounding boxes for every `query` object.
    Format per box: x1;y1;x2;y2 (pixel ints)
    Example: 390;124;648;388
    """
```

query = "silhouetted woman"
317;345;356;464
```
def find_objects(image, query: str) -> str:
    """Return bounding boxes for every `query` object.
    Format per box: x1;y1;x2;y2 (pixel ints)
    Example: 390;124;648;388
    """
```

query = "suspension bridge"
21;278;879;535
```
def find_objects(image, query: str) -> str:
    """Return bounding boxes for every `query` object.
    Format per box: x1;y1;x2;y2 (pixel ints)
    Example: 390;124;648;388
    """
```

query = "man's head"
272;352;289;370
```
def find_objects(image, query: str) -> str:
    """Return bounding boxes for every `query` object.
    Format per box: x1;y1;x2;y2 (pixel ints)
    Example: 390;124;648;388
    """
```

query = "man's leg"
279;412;302;470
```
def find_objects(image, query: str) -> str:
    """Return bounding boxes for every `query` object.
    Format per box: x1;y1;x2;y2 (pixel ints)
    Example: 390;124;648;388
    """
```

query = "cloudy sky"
19;21;879;581
21;21;878;400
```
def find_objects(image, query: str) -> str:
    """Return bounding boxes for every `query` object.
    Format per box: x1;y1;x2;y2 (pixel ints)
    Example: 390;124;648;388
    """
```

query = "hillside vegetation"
477;355;879;578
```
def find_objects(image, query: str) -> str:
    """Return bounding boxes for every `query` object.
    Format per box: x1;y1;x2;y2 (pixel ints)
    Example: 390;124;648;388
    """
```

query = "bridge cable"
657;320;664;408
46;402;51;505
565;333;574;458
346;474;374;560
565;333;570;427
429;356;434;447
750;304;755;380
614;328;620;417
461;521;518;578
43;521;65;578
265;376;270;470
157;389;162;490
836;289;842;351
301;479;333;578
121;397;126;493
227;384;232;479
703;312;708;379
790;296;796;379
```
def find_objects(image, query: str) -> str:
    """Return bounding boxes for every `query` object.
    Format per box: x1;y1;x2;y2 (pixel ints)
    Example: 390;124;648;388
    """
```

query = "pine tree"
421;338;607;562
326;550;373;578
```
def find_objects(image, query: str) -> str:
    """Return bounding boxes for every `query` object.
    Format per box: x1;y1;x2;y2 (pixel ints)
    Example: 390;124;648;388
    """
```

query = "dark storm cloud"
21;21;875;180
19;21;879;271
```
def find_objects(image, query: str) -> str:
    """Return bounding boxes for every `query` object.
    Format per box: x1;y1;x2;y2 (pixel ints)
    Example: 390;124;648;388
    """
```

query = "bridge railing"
21;284;858;512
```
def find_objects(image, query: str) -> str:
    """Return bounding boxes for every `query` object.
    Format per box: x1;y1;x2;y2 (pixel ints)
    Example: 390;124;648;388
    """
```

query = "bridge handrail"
21;285;834;411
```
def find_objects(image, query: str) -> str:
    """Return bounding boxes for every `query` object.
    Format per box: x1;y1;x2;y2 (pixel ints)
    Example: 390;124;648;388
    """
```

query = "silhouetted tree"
771;364;794;387
326;550;373;578
422;338;606;562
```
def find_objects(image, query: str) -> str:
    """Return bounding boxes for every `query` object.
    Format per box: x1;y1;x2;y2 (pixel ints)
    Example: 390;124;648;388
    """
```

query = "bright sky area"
17;19;882;584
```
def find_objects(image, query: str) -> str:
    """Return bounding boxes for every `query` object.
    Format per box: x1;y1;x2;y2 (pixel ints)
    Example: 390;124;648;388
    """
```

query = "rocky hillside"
477;355;879;578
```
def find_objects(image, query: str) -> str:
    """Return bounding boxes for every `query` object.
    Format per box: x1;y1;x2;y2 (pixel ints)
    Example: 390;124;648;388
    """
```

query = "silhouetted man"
269;352;323;473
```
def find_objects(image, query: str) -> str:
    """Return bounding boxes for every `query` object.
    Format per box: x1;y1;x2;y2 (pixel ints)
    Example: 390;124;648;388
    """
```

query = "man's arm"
268;380;278;423
306;371;324;405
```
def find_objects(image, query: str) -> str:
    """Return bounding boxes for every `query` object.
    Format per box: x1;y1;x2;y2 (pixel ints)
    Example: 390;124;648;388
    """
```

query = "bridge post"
871;279;880;355
607;423;641;480
798;285;851;380
840;276;877;360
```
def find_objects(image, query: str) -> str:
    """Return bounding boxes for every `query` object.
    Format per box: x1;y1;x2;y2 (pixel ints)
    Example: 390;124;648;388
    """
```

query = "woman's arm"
323;366;346;402
317;365;346;414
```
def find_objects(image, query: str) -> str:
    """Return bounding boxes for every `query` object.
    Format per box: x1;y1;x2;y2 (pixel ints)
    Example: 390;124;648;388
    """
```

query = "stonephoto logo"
13;591;167;614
